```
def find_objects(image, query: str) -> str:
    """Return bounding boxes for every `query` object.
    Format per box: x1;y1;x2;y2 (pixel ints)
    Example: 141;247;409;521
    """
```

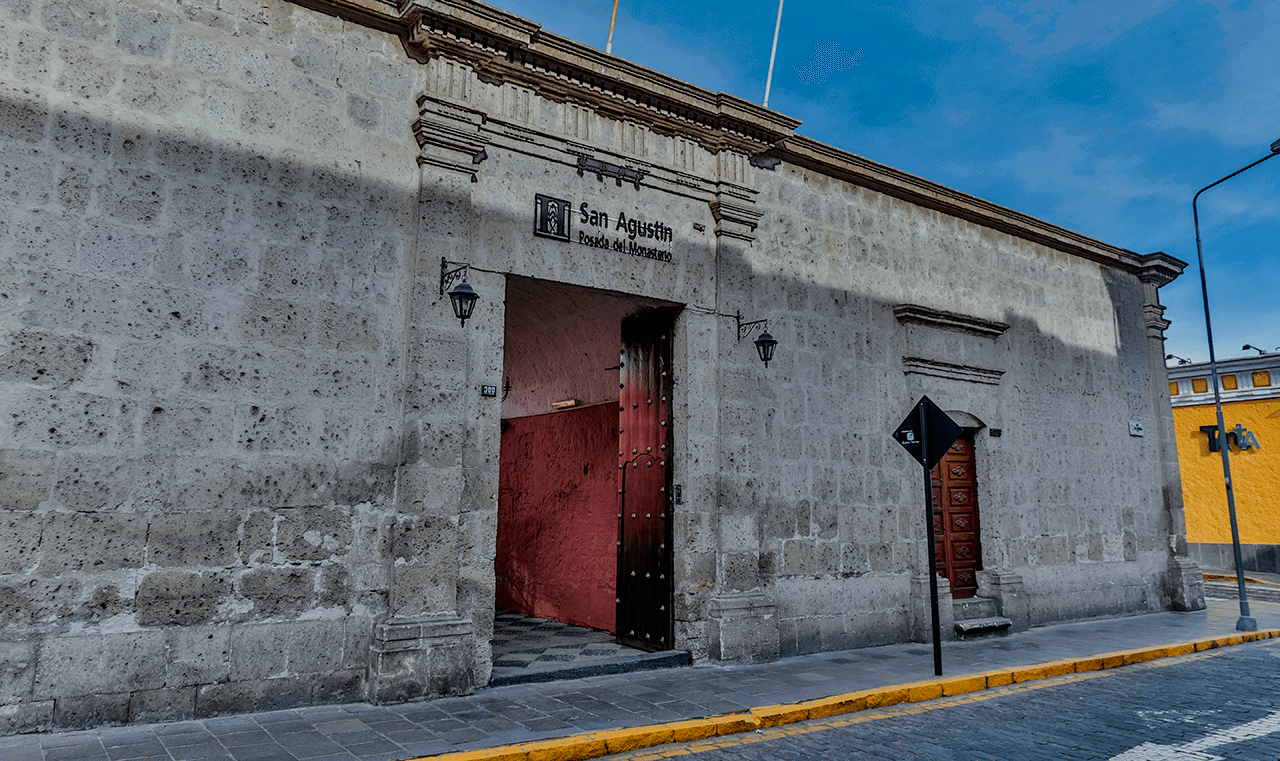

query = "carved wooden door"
616;310;675;651
931;435;981;599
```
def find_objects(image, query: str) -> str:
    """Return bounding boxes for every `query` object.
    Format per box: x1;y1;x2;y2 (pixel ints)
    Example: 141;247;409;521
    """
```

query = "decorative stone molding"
901;357;1005;386
893;304;1009;339
414;95;489;180
1135;251;1185;341
709;198;762;242
895;305;1008;386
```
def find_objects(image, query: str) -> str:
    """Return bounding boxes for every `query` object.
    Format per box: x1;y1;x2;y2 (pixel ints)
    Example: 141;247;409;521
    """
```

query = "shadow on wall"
0;86;429;728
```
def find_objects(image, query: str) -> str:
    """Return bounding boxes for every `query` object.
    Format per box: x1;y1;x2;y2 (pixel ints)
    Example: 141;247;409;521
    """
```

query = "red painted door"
931;435;981;599
616;310;675;651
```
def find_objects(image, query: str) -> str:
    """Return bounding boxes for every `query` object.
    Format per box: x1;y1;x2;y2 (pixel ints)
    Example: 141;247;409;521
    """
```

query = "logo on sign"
533;194;572;242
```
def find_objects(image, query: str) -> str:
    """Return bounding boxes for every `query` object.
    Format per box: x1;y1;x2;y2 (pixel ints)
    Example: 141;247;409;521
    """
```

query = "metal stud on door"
616;310;675;651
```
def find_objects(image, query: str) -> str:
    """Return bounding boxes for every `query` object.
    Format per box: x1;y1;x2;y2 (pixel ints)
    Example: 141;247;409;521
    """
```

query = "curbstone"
522;734;607;761
664;719;718;743
864;685;909;709
939;675;986;696
801;693;868;719
905;681;943;702
750;703;809;728
1011;664;1048;683
601;725;674;753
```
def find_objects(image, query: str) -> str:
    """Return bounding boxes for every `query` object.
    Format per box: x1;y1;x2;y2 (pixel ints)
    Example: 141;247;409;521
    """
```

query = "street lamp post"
1191;137;1280;632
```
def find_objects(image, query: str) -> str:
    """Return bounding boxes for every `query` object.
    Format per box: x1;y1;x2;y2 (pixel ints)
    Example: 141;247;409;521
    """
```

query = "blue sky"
493;0;1279;363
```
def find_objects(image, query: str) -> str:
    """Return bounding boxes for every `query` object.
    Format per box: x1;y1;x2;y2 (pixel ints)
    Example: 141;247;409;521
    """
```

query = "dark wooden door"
616;310;675;651
931;434;981;599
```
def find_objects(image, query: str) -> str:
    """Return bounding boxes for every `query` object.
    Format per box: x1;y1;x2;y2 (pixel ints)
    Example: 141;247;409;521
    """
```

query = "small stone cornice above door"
893;305;1010;339
894;304;1009;386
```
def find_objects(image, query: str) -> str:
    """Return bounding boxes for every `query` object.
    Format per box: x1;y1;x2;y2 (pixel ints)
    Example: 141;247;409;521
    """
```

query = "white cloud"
1147;3;1280;147
975;0;1179;58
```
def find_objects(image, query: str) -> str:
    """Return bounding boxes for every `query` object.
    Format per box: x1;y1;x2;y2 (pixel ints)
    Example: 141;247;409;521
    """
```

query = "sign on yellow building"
1169;354;1279;572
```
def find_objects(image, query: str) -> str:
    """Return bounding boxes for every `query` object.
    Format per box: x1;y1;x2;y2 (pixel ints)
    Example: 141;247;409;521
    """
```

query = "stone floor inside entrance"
490;609;688;686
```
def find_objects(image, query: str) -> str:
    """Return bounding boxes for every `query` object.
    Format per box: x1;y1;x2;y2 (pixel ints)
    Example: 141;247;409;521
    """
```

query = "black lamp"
441;258;478;327
449;282;478;327
736;311;777;367
754;331;777;366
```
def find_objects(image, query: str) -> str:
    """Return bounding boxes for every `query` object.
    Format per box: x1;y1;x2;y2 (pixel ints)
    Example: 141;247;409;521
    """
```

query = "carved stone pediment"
894;304;1009;385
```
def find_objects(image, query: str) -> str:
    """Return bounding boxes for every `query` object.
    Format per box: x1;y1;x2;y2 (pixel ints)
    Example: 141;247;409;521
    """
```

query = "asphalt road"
606;638;1280;760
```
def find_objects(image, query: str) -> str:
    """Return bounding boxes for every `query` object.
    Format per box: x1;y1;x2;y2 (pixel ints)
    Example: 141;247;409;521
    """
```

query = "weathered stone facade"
0;0;1202;734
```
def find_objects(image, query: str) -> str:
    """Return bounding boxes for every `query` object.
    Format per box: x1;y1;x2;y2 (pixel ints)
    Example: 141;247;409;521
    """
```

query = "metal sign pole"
920;403;943;676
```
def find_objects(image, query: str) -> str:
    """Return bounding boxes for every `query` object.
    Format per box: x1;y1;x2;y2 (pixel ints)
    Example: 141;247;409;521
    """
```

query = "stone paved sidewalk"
4;598;1278;761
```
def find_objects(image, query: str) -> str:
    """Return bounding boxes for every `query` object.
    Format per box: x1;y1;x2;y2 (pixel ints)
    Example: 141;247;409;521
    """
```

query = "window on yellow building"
1255;371;1272;387
1169;381;1179;396
1222;375;1238;390
1192;378;1207;393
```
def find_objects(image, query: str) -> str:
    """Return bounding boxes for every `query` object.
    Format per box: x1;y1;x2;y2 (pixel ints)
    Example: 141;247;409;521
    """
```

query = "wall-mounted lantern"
736;311;778;367
754;331;777;367
441;257;478;327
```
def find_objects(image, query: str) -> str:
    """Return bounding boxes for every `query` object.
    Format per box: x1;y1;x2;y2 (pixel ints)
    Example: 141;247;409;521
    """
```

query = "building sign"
533;194;572;242
1199;423;1262;452
533;195;674;263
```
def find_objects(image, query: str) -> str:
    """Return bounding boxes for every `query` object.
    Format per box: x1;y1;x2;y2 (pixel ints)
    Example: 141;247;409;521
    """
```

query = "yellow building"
1170;353;1280;572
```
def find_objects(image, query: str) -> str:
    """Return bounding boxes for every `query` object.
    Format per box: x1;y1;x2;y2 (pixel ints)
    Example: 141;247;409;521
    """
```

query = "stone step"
953;596;1000;621
954;616;1013;635
1203;580;1280;604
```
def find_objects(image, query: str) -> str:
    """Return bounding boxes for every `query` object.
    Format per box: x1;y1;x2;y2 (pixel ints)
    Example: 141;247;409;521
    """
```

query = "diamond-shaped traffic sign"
893;395;963;470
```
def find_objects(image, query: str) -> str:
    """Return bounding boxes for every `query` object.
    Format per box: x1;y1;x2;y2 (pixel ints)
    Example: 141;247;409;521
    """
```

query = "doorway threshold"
490;609;689;687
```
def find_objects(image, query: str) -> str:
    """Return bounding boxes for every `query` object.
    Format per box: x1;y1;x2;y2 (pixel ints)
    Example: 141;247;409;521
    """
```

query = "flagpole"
606;0;620;54
763;0;784;107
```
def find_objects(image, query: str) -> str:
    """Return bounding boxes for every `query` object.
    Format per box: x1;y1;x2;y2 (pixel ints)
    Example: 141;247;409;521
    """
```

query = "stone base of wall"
0;617;373;735
707;593;778;664
368;614;477;703
1190;542;1280;575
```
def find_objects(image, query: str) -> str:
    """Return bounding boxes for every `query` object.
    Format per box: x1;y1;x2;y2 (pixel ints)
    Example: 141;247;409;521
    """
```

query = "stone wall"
0;0;426;733
0;0;1199;734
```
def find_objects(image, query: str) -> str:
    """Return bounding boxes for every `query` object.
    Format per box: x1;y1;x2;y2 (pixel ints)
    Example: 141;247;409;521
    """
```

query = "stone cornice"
290;0;1190;280
1135;251;1187;288
298;0;800;155
767;136;1188;279
893;305;1009;339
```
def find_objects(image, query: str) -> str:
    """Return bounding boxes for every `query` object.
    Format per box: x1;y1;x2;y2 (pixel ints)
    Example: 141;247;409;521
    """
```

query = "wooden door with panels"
931;433;982;599
615;309;675;651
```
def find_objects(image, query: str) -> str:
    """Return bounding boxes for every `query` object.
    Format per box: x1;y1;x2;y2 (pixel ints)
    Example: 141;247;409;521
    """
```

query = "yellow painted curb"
403;632;1280;761
939;675;986;696
600;726;673;754
905;681;943;702
522;734;607;761
706;713;761;735
1073;655;1105;673
664;719;717;744
750;703;810;728
801;692;869;719
864;685;909;709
